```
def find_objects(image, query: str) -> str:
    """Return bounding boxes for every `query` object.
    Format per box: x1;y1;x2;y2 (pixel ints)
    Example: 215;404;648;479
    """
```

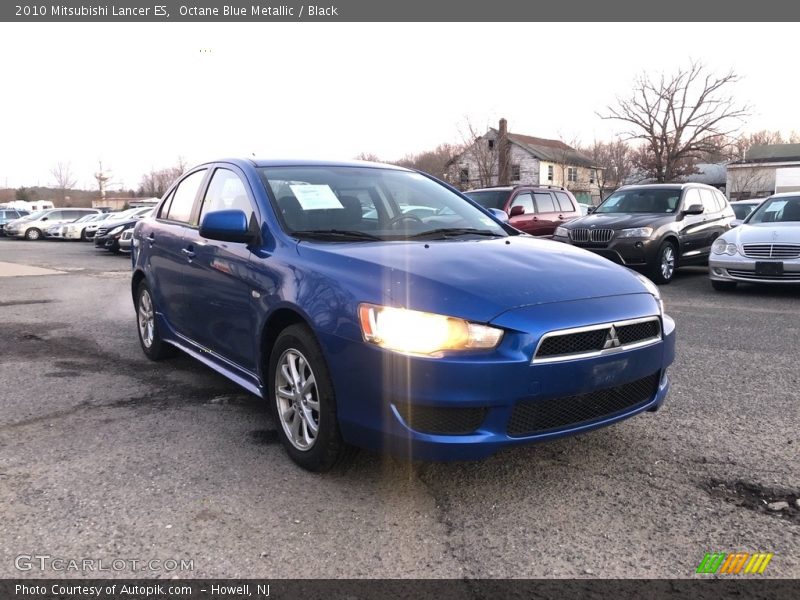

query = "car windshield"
746;196;800;224
18;210;47;221
259;166;507;241
465;190;510;210
595;189;681;214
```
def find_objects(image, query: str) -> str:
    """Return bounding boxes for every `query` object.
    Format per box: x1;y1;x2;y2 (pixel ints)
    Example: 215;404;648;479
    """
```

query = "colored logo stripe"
696;552;773;574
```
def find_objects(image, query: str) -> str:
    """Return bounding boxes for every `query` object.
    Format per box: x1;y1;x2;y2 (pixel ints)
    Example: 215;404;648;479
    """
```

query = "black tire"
711;280;737;291
80;230;87;241
268;324;355;472
649;240;677;284
25;228;42;241
135;281;175;360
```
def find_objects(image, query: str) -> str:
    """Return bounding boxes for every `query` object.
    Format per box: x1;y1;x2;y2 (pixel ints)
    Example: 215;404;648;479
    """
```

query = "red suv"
465;185;582;237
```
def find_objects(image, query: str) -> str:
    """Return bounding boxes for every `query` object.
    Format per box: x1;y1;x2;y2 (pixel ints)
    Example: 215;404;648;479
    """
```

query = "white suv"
4;208;100;240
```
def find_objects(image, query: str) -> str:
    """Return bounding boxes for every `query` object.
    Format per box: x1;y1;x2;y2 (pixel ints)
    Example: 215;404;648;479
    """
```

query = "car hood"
294;236;650;323
563;212;675;230
722;222;800;244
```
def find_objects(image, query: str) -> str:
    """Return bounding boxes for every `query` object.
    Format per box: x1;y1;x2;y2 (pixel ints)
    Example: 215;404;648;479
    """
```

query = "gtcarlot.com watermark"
15;554;194;573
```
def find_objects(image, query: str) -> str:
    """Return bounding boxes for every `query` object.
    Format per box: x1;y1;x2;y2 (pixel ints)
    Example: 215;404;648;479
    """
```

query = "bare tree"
582;139;633;199
728;167;772;200
137;158;187;198
452;118;498;188
600;62;749;182
51;162;77;204
394;143;462;180
354;152;381;162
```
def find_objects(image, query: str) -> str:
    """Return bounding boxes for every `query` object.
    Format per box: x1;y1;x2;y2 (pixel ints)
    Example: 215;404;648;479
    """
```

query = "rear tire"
25;228;42;241
268;324;355;472
135;281;175;360
711;280;737;291
649;240;677;284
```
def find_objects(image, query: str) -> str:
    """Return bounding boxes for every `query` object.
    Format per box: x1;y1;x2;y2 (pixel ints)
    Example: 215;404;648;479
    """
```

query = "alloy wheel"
275;348;320;451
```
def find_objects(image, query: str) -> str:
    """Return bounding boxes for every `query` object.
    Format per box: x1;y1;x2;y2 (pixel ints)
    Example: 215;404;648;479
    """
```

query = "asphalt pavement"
0;236;797;579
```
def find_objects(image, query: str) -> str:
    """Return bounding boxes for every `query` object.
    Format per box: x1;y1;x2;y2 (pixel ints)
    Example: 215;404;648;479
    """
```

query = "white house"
727;143;800;200
447;119;602;205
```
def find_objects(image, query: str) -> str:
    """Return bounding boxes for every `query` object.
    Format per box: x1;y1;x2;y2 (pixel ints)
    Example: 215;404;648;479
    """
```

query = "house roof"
676;162;727;186
492;129;596;168
743;143;800;163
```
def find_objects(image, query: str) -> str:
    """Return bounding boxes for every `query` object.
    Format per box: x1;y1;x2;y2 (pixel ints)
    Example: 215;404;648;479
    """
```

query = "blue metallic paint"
132;159;676;461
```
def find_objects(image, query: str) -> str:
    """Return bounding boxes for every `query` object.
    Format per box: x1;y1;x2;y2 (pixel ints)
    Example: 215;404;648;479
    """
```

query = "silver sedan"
709;192;800;289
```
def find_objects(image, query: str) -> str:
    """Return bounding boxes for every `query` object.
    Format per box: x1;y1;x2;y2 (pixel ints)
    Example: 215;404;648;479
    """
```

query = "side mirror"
587;206;596;214
683;204;704;215
509;205;525;217
200;210;253;244
41;217;48;221
487;208;509;223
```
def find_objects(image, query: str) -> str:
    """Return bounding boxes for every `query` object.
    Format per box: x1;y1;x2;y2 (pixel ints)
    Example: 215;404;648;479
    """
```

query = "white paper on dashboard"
289;185;344;210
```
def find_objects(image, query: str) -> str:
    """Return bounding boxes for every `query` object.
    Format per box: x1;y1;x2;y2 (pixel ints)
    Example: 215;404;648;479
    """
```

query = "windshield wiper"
292;229;384;242
407;228;504;240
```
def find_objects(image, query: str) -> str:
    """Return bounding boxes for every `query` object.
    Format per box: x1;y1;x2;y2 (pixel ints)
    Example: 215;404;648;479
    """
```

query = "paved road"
0;237;797;579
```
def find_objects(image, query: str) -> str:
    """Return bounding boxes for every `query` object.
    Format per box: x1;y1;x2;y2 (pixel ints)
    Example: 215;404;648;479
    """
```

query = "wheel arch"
259;307;313;383
131;269;146;304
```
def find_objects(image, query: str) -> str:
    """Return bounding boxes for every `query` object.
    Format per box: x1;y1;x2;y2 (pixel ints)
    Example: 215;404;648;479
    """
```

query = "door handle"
181;248;196;259
146;233;155;244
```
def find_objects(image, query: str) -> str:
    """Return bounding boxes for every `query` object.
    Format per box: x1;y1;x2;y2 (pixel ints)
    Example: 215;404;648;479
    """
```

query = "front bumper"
709;254;800;283
553;234;659;267
324;294;675;461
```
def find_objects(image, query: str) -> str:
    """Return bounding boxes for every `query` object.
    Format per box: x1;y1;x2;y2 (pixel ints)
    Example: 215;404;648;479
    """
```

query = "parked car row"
2;206;155;254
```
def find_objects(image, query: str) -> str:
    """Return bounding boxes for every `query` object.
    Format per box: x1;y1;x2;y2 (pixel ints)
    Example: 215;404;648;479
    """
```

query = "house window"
589;169;596;184
511;164;521;181
459;168;469;186
568;167;578;183
547;165;553;181
488;139;495;150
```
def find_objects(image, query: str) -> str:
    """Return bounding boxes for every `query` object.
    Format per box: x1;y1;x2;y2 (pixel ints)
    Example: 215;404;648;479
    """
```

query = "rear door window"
699;189;718;214
164;170;207;223
510;192;534;214
533;192;557;213
554;191;575;212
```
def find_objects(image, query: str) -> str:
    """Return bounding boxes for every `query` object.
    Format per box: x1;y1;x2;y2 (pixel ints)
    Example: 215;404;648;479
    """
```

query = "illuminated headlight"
634;273;665;315
554;226;569;238
617;227;653;238
358;303;503;356
108;226;124;236
711;238;738;255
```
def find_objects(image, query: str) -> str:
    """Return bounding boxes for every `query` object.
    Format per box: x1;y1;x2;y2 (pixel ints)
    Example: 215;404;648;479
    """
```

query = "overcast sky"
1;22;798;191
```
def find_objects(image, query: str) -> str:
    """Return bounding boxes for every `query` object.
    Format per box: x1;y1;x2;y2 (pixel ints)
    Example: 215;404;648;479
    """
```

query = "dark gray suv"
553;183;735;284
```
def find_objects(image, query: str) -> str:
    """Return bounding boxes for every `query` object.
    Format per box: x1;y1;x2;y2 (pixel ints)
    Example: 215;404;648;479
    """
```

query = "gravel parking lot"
0;237;797;579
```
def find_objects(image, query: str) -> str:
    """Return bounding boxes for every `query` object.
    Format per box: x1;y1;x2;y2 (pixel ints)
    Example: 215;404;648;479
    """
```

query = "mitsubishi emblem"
603;325;622;349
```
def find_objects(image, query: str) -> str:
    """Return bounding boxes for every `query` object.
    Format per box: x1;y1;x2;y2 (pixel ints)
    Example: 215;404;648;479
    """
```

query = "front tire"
268;324;354;472
135;281;175;360
711;280;737;291
25;228;42;240
649;240;677;284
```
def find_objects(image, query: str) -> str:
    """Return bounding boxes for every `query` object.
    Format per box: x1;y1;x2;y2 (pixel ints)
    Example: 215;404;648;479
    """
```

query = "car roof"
616;183;720;191
769;191;800;199
195;158;411;171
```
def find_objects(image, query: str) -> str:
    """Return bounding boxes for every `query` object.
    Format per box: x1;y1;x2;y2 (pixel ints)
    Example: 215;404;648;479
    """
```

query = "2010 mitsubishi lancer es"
131;159;675;471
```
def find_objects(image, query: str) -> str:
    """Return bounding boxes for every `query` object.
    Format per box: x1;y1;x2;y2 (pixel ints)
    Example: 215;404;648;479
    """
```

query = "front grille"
394;403;487;435
570;228;614;243
742;243;800;259
507;372;660;436
534;317;661;362
727;269;800;281
96;227;108;237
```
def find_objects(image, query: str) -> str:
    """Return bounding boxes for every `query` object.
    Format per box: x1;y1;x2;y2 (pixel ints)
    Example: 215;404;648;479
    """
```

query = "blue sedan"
131;159;675;471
